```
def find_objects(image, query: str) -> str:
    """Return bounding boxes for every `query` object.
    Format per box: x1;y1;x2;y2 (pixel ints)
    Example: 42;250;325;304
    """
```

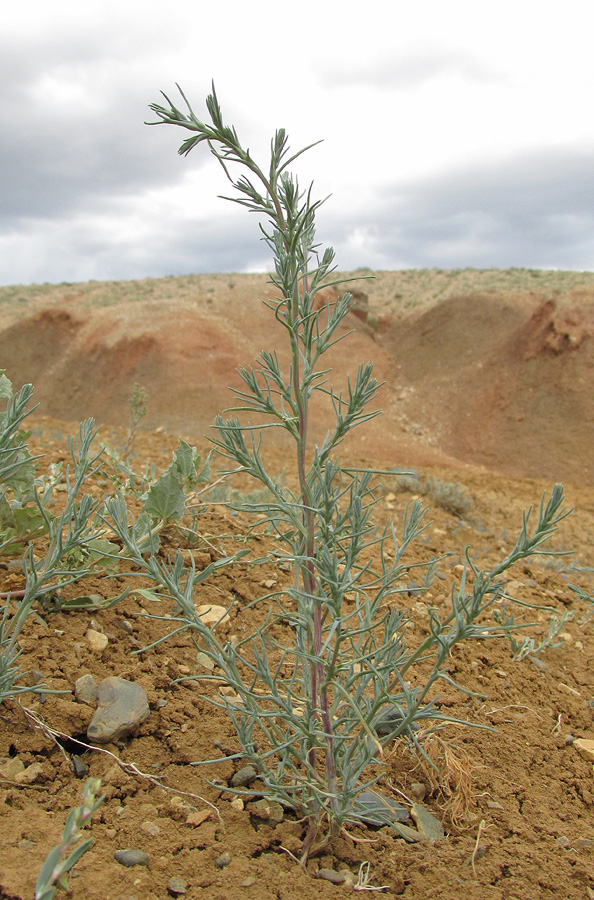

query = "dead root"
416;733;475;828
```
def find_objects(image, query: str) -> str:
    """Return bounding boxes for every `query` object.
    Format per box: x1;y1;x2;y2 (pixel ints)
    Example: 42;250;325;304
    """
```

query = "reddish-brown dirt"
1;270;594;899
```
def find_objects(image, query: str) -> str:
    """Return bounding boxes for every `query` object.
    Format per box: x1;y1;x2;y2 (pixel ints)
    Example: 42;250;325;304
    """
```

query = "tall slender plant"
145;85;570;862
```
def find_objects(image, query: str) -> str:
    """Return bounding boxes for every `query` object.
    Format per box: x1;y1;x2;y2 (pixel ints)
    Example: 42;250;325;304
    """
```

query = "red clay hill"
0;268;593;485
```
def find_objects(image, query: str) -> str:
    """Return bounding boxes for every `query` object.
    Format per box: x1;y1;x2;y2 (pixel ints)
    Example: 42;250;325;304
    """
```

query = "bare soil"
1;270;594;899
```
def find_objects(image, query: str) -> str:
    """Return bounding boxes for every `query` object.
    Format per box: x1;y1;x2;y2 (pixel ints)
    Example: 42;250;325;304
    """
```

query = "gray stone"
71;755;89;779
214;851;231;869
114;849;150;868
318;869;348;884
353;790;409;825
74;674;98;705
168;876;188;895
230;765;258;788
87;677;149;744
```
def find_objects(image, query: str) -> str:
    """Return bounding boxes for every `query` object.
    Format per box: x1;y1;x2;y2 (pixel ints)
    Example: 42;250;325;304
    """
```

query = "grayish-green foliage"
35;777;103;900
146;84;574;861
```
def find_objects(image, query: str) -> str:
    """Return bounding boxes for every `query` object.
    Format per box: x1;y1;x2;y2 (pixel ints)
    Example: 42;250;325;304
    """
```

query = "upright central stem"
289;268;337;822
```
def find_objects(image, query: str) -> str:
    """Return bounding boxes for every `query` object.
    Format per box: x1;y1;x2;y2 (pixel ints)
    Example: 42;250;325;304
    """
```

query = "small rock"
354;790;409;825
195;604;230;625
556;835;570;848
487;800;504;810
565;735;575;746
74;674;98;705
168;796;197;821
230;765;258;788
230;797;244;811
573;738;594;761
18;839;36;850
411;803;445;843
410;782;426;801
87;677;150;744
574;838;594;850
14;762;44;784
86;628;109;652
0;758;25;779
196;652;214;670
242;877;256;887
375;708;419;736
338;869;356;886
114;849;150;868
214;851;231;869
168;876;188;895
71;755;89;779
248;799;284;826
185;810;211;827
141;821;161;836
318;869;347;884
119;619;134;634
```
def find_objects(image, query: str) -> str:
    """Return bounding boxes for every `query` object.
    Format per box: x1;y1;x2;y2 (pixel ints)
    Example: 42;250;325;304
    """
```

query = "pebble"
354;790;409;825
185;810;212;827
87;677;150;744
230;765;258;788
71;755;89;778
86;628;109;652
196;652;214;669
248;799;284;826
114;849;151;868
411;803;445;843
168;876;188;895
410;782;426;801
317;869;348;884
14;763;44;784
18;839;36;850
375;708;419;736
573;738;594;761
574;838;594;850
195;604;229;625
141;821;161;836
0;758;25;779
241;877;256;888
74;674;98;705
214;851;231;869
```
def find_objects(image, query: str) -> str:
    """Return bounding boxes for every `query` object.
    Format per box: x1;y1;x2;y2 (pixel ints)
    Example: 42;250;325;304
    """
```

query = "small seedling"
35;777;104;900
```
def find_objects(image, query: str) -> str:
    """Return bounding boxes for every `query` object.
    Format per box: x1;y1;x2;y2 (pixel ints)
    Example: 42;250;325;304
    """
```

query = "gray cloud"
2;9;593;286
0;25;204;225
323;146;594;270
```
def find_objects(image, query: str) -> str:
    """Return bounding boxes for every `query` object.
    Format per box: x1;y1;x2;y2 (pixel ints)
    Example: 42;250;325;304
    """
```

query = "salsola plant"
142;84;570;862
35;777;104;900
0;373;113;702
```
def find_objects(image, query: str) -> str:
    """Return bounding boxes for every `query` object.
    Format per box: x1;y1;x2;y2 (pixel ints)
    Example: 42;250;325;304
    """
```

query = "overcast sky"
2;1;594;286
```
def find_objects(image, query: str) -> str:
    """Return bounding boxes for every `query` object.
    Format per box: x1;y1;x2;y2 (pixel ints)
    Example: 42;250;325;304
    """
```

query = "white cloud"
2;0;594;284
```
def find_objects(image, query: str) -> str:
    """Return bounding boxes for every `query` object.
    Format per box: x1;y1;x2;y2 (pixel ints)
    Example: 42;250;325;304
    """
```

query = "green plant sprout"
122;382;149;458
35;777;104;900
143;83;572;863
